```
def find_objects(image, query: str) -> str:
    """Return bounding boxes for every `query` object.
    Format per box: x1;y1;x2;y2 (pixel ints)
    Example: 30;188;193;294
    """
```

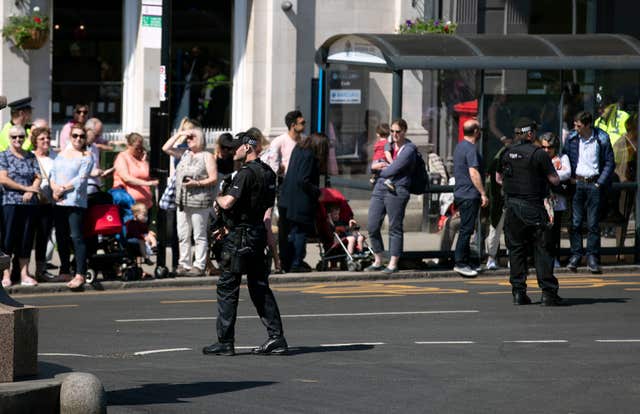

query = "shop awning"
315;33;640;71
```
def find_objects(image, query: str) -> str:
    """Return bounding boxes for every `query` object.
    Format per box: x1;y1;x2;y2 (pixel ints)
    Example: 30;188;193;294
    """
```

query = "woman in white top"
540;132;571;267
31;127;58;281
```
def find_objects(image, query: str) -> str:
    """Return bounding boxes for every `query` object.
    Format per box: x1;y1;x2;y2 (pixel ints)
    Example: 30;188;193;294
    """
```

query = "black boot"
513;291;532;305
251;336;288;355
202;342;235;356
541;292;564;307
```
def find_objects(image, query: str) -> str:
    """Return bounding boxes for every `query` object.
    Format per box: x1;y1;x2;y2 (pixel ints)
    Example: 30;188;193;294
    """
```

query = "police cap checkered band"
234;131;258;147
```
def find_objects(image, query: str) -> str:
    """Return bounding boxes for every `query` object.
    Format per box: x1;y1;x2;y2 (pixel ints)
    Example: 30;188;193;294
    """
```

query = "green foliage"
398;18;457;35
2;7;49;48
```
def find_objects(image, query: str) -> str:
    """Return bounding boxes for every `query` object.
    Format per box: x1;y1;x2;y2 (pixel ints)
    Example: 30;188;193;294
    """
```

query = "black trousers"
504;198;559;295
216;225;284;343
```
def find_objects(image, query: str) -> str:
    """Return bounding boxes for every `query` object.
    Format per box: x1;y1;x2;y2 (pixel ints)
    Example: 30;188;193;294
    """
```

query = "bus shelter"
315;33;640;263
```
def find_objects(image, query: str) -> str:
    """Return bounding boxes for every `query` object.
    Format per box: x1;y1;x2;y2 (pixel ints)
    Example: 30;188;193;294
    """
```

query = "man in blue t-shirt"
452;119;488;277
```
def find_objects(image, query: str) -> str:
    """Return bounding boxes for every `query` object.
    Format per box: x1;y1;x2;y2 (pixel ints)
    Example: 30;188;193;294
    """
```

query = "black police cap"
8;97;32;110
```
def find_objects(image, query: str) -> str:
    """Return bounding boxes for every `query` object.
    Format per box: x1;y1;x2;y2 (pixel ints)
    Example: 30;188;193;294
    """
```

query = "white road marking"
320;342;385;347
503;340;568;344
115;310;479;323
38;353;92;358
595;339;640;343
134;348;192;356
415;341;475;344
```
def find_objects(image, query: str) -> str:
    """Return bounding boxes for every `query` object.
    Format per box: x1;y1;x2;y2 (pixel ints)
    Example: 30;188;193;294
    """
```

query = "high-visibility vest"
595;105;629;148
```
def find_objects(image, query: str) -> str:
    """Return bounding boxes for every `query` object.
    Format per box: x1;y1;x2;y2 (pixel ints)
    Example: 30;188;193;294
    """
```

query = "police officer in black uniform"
203;130;287;356
497;118;562;306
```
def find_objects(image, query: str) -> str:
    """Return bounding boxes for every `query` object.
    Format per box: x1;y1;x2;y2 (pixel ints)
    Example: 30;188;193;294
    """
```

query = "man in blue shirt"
452;119;488;277
562;111;615;274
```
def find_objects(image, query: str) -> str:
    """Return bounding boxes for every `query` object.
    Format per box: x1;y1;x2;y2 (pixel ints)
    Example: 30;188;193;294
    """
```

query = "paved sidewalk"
4;231;636;295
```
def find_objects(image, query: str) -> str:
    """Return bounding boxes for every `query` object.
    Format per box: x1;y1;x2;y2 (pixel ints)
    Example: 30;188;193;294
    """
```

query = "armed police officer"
497;118;562;306
203;130;288;356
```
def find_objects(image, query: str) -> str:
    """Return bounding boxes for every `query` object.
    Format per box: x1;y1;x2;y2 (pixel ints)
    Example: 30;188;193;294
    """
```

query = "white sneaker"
453;265;478;278
486;257;498;270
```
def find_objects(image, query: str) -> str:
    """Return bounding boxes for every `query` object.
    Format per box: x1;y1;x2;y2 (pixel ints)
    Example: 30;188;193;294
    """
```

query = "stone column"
0;287;38;383
0;1;31;125
122;0;161;135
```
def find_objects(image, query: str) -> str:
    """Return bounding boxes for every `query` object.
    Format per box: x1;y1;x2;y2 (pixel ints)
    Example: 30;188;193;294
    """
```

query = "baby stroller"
315;188;374;271
83;190;142;283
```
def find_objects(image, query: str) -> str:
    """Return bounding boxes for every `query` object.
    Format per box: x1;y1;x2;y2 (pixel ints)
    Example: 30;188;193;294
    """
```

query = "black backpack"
409;150;429;195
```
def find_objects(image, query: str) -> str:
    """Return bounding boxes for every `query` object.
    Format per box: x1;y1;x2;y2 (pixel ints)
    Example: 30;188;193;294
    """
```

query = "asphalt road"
15;271;640;413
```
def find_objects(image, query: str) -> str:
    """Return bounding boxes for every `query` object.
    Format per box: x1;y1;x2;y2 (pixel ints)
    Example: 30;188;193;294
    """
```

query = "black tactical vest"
501;142;546;200
235;159;277;226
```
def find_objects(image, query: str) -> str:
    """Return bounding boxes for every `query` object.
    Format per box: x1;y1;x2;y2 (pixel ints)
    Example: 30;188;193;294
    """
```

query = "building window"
52;1;123;127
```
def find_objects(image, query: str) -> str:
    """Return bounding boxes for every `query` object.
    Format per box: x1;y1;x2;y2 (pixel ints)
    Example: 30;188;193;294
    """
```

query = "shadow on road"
38;361;73;378
283;344;376;355
559;297;630;306
107;381;276;406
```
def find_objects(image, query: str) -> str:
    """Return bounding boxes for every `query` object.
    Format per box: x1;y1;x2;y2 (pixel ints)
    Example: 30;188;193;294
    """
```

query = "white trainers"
453;265;478;278
486;257;499;270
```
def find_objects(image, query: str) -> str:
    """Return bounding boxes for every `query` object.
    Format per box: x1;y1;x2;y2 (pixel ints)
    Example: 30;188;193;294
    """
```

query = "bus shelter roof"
315;33;640;71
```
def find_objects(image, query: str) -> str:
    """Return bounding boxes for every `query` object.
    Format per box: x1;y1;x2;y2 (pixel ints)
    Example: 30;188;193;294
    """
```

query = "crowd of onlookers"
0;96;636;291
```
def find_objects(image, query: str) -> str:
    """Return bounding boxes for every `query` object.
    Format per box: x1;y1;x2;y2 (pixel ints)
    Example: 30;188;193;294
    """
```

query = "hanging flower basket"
15;28;48;49
2;7;50;50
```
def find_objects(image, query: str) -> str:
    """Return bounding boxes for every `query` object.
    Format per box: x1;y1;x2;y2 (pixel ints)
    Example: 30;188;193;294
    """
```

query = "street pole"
150;0;172;276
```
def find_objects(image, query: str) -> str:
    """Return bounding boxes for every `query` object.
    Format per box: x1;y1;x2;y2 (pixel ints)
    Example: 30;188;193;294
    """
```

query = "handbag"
159;174;177;210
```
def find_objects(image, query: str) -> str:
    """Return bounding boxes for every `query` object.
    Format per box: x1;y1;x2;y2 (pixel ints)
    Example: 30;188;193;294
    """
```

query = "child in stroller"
315;188;373;271
125;202;158;266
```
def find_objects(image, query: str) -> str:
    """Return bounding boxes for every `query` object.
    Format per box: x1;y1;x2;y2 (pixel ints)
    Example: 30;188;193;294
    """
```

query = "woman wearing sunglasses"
163;127;217;275
50;124;94;290
0;125;41;288
58;104;89;150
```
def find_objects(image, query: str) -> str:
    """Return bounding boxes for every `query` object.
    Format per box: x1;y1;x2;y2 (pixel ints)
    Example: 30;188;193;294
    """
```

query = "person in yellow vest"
0;98;33;151
199;60;230;127
594;102;630;149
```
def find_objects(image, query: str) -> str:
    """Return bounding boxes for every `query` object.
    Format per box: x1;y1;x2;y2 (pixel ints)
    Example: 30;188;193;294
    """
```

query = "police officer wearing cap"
0;98;33;151
203;130;287;356
497;118;562;306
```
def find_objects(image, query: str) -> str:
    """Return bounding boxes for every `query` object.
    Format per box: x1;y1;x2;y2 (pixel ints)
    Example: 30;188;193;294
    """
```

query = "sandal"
67;276;85;290
20;276;38;286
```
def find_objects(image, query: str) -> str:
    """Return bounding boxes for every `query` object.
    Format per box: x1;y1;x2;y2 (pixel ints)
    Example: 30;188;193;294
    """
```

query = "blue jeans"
454;198;480;267
367;187;410;257
570;182;602;257
54;206;87;276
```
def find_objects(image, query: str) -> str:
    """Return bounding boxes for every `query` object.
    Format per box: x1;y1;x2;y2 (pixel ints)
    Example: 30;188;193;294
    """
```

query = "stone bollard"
59;372;106;414
0;285;38;382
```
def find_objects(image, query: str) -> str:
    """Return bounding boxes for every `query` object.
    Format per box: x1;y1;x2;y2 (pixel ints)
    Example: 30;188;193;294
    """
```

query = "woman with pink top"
113;133;159;209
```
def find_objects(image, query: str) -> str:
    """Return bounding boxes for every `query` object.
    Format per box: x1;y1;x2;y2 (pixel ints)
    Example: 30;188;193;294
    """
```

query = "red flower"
33;17;42;24
444;25;449;33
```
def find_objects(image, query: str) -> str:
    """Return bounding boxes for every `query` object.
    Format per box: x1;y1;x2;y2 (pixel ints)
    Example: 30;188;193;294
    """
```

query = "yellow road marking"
37;304;79;309
274;283;467;298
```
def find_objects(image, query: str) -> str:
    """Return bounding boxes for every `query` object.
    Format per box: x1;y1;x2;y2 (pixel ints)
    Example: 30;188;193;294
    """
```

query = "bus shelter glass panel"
325;68;392;202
